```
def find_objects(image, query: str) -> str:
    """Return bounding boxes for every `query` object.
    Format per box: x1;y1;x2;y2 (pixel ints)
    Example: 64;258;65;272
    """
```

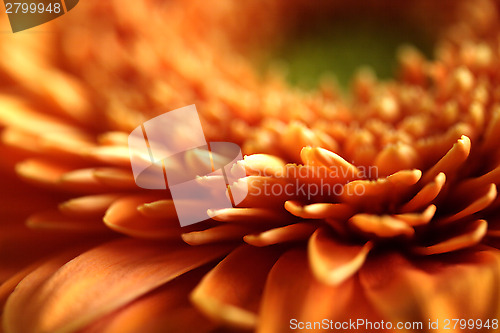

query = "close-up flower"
1;0;500;332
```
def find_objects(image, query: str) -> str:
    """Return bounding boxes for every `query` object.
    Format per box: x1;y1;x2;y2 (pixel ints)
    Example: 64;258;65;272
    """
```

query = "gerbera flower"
1;0;500;332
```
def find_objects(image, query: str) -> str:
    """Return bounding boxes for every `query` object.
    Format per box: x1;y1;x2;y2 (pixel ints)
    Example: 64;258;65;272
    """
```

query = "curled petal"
349;214;415;238
240;154;286;177
413;219;488;255
308;228;373;285
453;166;500;202
341;169;422;209
284;201;354;220
438;184;497;225
300;147;359;182
137;200;178;219
182;225;253;245
421;135;470;184
414;123;472;170
59;194;122;218
208;207;290;225
191;246;282;330
244;222;319;247
393;205;436;227
400;173;446;213
104;195;180;239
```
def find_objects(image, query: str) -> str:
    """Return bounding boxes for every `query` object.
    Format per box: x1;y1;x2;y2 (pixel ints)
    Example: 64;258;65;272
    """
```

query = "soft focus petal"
3;238;233;333
258;249;382;333
191;245;283;330
359;249;500;327
81;269;217;333
308;228;373;285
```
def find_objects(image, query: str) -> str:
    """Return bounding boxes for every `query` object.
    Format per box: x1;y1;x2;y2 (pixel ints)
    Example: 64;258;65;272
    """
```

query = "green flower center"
265;15;434;89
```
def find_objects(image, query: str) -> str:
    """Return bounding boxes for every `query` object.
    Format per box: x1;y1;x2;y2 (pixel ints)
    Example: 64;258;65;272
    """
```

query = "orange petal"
240;154;286;177
257;249;380;333
104;195;180;239
341;169;421;210
191;246;282;330
284;200;354;220
27;210;110;233
308;228;373;285
182;225;253;245
59;194;122;218
0;223;104;283
231;176;301;208
400;173;446;213
137;200;178;219
15;159;73;188
349;214;415;238
59;168;137;192
84;146;132;167
414;123;472;170
420;135;470;184
3;127;93;158
0;244;97;311
92;168;138;189
279;163;351;187
59;168;113;193
208;207;290;225
282;122;323;162
3;239;233;333
244;222;319;247
359;250;500;324
0;96;81;135
97;132;129;146
81;269;216;333
393;205;436;227
453;166;500;202
1;128;41;156
300;147;359;182
413;219;488;255
39;132;94;157
374;142;419;177
438;184;496;225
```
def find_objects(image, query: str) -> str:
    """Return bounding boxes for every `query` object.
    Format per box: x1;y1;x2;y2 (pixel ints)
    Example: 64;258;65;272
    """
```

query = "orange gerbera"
1;0;500;332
